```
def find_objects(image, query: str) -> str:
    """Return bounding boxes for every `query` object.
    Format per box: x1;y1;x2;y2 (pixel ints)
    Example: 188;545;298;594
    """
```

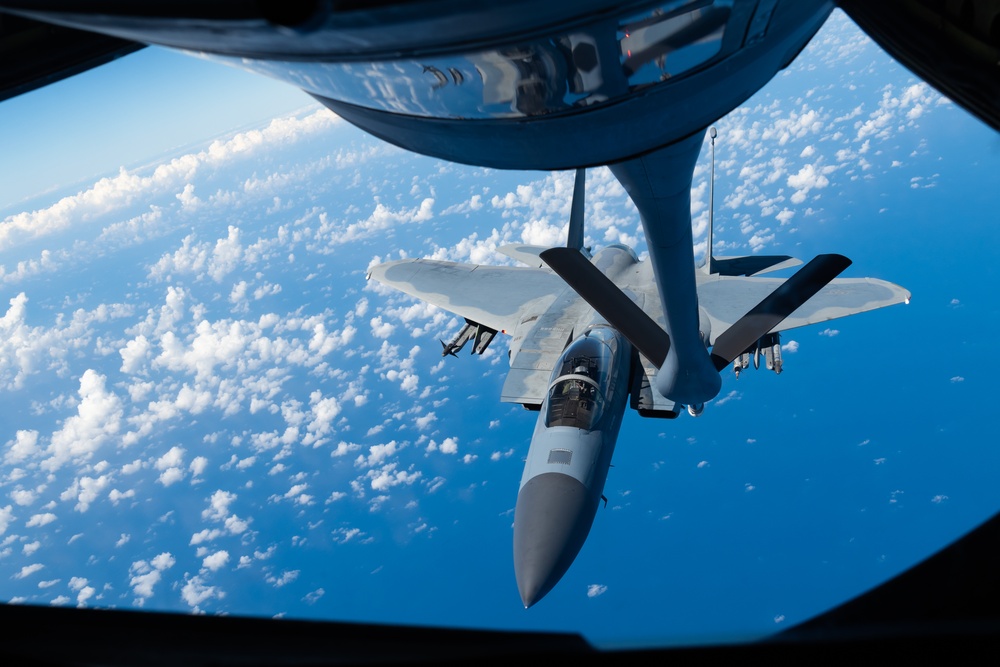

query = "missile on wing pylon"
440;319;498;357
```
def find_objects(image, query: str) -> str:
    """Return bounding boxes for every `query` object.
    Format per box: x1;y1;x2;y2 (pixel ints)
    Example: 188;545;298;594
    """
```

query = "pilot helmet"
573;364;588;376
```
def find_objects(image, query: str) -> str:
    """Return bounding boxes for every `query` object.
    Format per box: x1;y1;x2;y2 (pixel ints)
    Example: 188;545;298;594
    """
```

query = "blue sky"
1;10;999;649
0;47;311;213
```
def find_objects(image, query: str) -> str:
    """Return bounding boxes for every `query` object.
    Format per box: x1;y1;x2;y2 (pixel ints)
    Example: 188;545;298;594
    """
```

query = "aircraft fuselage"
512;323;632;607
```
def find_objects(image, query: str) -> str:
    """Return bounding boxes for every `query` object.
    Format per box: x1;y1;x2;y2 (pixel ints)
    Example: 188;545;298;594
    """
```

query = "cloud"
44;370;123;471
193;490;250;545
14;563;44;579
266;570;300;588
129;551;177;607
120;335;152;374
109;489;135;505
181;575;224;610
26;512;56;527
68;577;96;607
0;505;14;535
13;486;37;506
426;437;459;455
357;440;401;468
0;110;337;251
3;430;39;467
202;550;230;572
147;226;244;283
332;527;363;544
369;316;395;339
0;295;131;391
190;456;209;477
368;463;421;491
414;412;437;430
307;198;435;251
787;163;830;203
60;475;112;512
202;490;237;522
587;584;608;598
303;588;325;605
301;391;342;447
156;446;186;487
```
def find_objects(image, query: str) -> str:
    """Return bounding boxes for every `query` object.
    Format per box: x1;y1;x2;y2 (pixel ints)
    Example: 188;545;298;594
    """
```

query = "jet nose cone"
513;472;595;608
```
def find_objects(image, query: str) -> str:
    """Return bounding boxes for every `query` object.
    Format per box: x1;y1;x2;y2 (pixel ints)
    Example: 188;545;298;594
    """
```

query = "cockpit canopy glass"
545;377;603;430
544;328;621;429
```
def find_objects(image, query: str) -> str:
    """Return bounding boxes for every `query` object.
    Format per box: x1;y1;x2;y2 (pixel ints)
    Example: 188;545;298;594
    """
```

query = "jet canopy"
544;327;623;430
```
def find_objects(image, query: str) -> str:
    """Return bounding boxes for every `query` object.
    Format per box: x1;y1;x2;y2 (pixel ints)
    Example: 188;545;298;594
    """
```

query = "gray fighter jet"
368;130;910;607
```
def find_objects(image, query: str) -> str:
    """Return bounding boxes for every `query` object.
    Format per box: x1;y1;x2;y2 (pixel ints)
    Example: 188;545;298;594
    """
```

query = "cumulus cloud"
787;163;831;204
202;550;230;572
60;475;112;512
4;430;39;465
202;490;237;522
192;490;249;545
414;412;437;430
368;463;421;491
190;456;209;477
369;316;395;339
120;335;152;374
0;295;131;391
147;226;244;283
181;574;225;610
44;370;123;471
426;437;459;455
0;110;337;251
0;505;14;535
306;198;435;251
129;552;176;601
10;489;35;506
26;512;56;527
781;340;799;353
155;446;187;487
358;441;401;468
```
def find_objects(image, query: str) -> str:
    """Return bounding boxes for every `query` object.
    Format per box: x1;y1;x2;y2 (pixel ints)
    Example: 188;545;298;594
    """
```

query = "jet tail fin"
702;127;717;275
567;168;585;252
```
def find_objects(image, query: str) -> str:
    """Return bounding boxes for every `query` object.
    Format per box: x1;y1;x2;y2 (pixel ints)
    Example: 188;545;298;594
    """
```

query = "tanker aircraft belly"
367;149;909;606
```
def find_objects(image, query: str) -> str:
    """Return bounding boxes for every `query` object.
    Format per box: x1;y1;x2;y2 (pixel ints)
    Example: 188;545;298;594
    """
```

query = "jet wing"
697;275;910;345
367;258;566;336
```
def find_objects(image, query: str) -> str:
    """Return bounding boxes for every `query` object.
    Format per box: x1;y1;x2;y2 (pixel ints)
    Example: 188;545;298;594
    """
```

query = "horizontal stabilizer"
709;254;852;370
711;255;802;276
540;248;670;368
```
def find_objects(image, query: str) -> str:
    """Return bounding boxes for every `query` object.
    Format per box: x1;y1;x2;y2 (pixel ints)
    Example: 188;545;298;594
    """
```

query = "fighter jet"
369;130;910;607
